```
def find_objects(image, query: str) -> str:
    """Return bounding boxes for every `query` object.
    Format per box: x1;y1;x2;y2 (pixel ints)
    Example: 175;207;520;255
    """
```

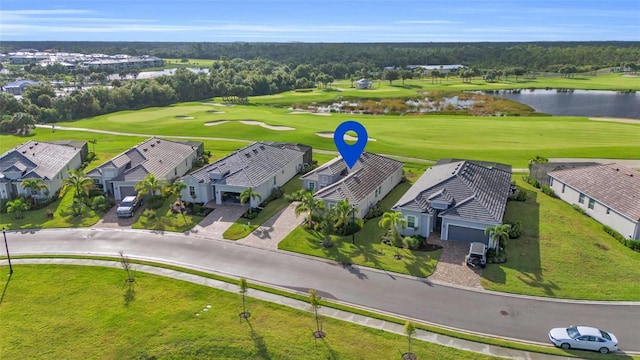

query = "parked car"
465;242;487;268
116;196;141;218
548;326;618;354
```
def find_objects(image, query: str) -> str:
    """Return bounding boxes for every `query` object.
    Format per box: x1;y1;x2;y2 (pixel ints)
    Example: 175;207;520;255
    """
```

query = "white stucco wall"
550;176;640;240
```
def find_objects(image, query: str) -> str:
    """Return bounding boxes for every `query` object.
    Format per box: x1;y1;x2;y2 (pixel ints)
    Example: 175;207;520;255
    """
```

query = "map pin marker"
334;120;368;169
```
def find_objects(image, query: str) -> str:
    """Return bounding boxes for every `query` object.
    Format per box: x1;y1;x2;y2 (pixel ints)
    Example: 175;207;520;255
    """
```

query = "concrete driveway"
93;203;142;229
236;202;301;249
188;204;246;238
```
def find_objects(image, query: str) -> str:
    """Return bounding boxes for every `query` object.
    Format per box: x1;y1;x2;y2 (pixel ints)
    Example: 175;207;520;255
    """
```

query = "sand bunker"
204;120;230;126
315;131;377;142
206;110;225;114
201;102;233;107
239;120;295;131
589;117;640;124
175;115;194;119
288;111;331;116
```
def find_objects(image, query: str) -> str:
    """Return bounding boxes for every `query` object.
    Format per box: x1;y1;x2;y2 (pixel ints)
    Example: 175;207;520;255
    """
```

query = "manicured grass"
279;179;442;278
131;195;204;233
20;102;640;169
162;57;217;68
223;177;302;240
0;264;494;360
482;179;640;300
0;191;104;230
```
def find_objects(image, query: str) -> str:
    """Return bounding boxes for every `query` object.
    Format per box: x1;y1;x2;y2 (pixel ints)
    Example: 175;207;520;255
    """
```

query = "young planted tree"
308;289;325;338
484;224;511;257
6;198;30;219
403;321;417;360
21;178;49;206
119;251;136;307
379;211;407;260
240;187;262;215
135;173;169;208
238;277;250;319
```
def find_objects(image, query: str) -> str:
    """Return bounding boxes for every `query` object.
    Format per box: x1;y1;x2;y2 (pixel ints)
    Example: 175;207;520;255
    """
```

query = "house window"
407;216;416;228
606;208;611;215
189;186;196;198
562;184;565;193
31;189;39;195
308;182;315;191
578;193;585;204
588;198;595;209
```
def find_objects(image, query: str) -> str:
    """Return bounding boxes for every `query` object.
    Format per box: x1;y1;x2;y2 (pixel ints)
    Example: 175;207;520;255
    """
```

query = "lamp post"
351;205;356;244
2;227;13;275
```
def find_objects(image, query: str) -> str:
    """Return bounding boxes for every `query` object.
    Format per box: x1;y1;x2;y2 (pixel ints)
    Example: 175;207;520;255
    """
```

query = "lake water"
484;89;640;119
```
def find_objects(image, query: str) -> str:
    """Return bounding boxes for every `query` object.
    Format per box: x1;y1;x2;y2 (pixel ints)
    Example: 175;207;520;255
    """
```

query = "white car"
549;326;618;354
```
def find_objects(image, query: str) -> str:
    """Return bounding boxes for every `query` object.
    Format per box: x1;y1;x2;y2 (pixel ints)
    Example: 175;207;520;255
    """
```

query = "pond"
484;89;640;119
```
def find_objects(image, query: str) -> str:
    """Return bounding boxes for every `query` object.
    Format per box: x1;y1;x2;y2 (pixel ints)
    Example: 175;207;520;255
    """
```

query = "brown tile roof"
549;163;640;221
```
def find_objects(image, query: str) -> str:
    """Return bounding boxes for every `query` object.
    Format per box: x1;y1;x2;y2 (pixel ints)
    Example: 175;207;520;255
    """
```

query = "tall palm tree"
333;199;357;235
135;174;169;208
171;181;187;202
294;192;323;227
7;198;30;219
240;187;262;214
484;224;511;256
21;178;49;206
379;211;407;259
61;169;93;200
88;139;98;153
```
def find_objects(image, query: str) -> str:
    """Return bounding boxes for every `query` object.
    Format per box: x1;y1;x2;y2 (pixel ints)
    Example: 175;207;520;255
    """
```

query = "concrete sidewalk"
9;258;577;360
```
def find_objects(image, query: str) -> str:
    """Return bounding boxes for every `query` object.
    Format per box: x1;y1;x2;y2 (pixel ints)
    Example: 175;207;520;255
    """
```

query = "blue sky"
1;0;639;42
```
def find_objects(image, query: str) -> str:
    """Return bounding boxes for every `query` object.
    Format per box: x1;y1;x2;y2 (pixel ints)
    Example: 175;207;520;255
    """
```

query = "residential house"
0;140;84;199
356;78;373;89
87;137;201;200
265;142;313;166
530;162;600;187
179;142;306;207
392;160;512;247
301;152;403;218
4;79;40;95
548;163;640;240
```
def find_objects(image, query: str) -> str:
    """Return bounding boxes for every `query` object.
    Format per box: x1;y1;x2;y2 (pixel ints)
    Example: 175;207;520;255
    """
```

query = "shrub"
541;185;555;197
509;190;528;202
603;225;640;252
46;209;55;218
506;220;522;239
521;175;541;189
285;189;310;202
364;202;383;219
572;204;587;216
142;208;156;220
404;236;421;250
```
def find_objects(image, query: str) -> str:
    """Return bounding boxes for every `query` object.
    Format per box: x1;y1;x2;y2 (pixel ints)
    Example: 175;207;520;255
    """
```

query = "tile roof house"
0;140;84;200
301;152;403;218
548;163;640;240
392;160;512;247
4;79;40;95
179;142;306;207
86;137;201;200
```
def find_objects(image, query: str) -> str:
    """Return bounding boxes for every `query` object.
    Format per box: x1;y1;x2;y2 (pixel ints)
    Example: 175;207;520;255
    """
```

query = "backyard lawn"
482;179;640;300
278;179;442;278
0;264;493;360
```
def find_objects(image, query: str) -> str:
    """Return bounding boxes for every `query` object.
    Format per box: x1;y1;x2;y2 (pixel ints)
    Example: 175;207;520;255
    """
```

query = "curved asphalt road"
5;228;640;353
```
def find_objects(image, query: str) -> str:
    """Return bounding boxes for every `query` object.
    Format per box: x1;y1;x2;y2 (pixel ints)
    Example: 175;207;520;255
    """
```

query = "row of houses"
5;50;163;69
2;138;638;244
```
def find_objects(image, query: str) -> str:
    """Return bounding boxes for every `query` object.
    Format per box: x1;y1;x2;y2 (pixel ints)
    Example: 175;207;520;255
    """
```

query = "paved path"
7;258;576;360
236;202;302;250
188;204;246;239
3;228;640;354
428;238;483;289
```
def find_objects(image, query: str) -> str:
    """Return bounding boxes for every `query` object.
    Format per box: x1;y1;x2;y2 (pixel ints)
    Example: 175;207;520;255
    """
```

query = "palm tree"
88;139;98;153
240;187;262;214
333;199;357;235
294;192;323;227
135;173;169;208
171;181;187;202
308;289;325;338
238;277;250;319
379;211;407;259
484;224;511;257
21;178;49;206
61;169;93;200
7;198;30;219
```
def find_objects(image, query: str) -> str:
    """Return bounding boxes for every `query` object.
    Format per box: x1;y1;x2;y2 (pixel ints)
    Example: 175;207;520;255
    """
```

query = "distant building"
407;64;466;74
4;79;40;95
356;78;373;89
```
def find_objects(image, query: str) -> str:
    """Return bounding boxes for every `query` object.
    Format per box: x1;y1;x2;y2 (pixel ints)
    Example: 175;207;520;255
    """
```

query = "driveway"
188;204;246;238
427;236;483;289
236;202;301;249
93;202;142;229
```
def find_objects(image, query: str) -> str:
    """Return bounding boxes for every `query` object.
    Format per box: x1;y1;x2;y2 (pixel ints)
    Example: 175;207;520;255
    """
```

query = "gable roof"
4;79;40;88
549;163;640;221
0;141;82;181
310;152;403;205
393;160;512;223
87;137;199;182
187;142;304;187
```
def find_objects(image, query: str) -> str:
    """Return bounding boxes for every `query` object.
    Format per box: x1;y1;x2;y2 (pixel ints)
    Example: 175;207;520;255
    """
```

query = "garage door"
119;186;137;199
447;225;488;245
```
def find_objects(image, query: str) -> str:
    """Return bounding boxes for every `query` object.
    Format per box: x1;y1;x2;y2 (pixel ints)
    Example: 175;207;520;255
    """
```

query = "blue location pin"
334;120;368;169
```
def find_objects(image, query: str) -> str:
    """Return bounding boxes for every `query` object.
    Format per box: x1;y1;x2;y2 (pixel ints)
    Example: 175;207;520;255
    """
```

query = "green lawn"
0;265;494;360
12;101;639;169
279;179;442;278
0;191;104;230
482;179;640;300
131;195;204;233
223;177;303;240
